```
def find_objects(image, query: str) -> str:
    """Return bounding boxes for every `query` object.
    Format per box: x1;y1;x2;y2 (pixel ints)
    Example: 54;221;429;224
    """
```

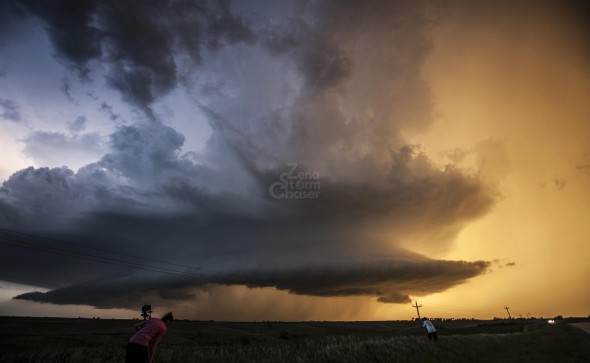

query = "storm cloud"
0;98;20;122
0;0;500;314
14;258;489;308
11;0;256;117
1;120;496;308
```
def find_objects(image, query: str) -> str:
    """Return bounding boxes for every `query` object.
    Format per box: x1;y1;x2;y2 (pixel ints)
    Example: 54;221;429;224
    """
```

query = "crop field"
1;317;589;362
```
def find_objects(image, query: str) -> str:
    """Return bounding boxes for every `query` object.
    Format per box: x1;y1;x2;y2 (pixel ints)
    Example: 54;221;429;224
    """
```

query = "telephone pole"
412;301;422;320
504;305;512;319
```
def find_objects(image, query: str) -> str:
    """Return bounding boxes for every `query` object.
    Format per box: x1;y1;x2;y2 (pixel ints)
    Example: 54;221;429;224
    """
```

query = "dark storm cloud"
0;167;82;224
0;2;28;46
0;0;501;311
99;101;119;121
0;199;20;226
14;276;190;309
14;0;102;77
211;259;490;304
0;98;21;122
227;0;437;180
60;77;77;104
14;258;488;308
206;0;256;51
0;124;495;308
259;18;308;56
101;122;188;180
11;0;256;117
3;122;189;227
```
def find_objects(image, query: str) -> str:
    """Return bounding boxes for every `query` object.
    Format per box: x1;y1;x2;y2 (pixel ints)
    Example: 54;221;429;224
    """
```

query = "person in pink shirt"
126;312;174;363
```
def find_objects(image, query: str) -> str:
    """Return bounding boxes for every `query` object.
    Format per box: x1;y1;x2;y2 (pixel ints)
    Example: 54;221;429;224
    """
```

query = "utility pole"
412;301;422;320
504;305;512;319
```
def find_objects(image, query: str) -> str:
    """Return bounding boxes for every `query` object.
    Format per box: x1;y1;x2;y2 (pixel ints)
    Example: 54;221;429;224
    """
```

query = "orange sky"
410;1;590;319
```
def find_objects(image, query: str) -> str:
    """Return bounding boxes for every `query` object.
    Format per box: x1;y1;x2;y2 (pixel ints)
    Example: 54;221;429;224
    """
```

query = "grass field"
1;317;589;362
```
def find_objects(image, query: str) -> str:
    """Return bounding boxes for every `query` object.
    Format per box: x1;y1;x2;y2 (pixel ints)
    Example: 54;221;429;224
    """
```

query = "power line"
0;227;222;275
412;300;422;319
0;237;204;278
418;300;502;314
0;228;376;303
0;227;299;282
1;234;375;303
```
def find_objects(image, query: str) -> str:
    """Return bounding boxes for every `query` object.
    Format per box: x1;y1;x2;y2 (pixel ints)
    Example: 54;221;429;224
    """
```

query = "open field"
1;317;589;362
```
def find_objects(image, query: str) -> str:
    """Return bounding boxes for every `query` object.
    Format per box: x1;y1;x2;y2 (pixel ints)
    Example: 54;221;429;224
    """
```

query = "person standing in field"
422;317;438;342
126;312;174;363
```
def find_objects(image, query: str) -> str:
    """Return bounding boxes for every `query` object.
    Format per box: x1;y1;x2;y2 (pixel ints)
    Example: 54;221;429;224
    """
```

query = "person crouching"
422;317;438;342
126;312;174;363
